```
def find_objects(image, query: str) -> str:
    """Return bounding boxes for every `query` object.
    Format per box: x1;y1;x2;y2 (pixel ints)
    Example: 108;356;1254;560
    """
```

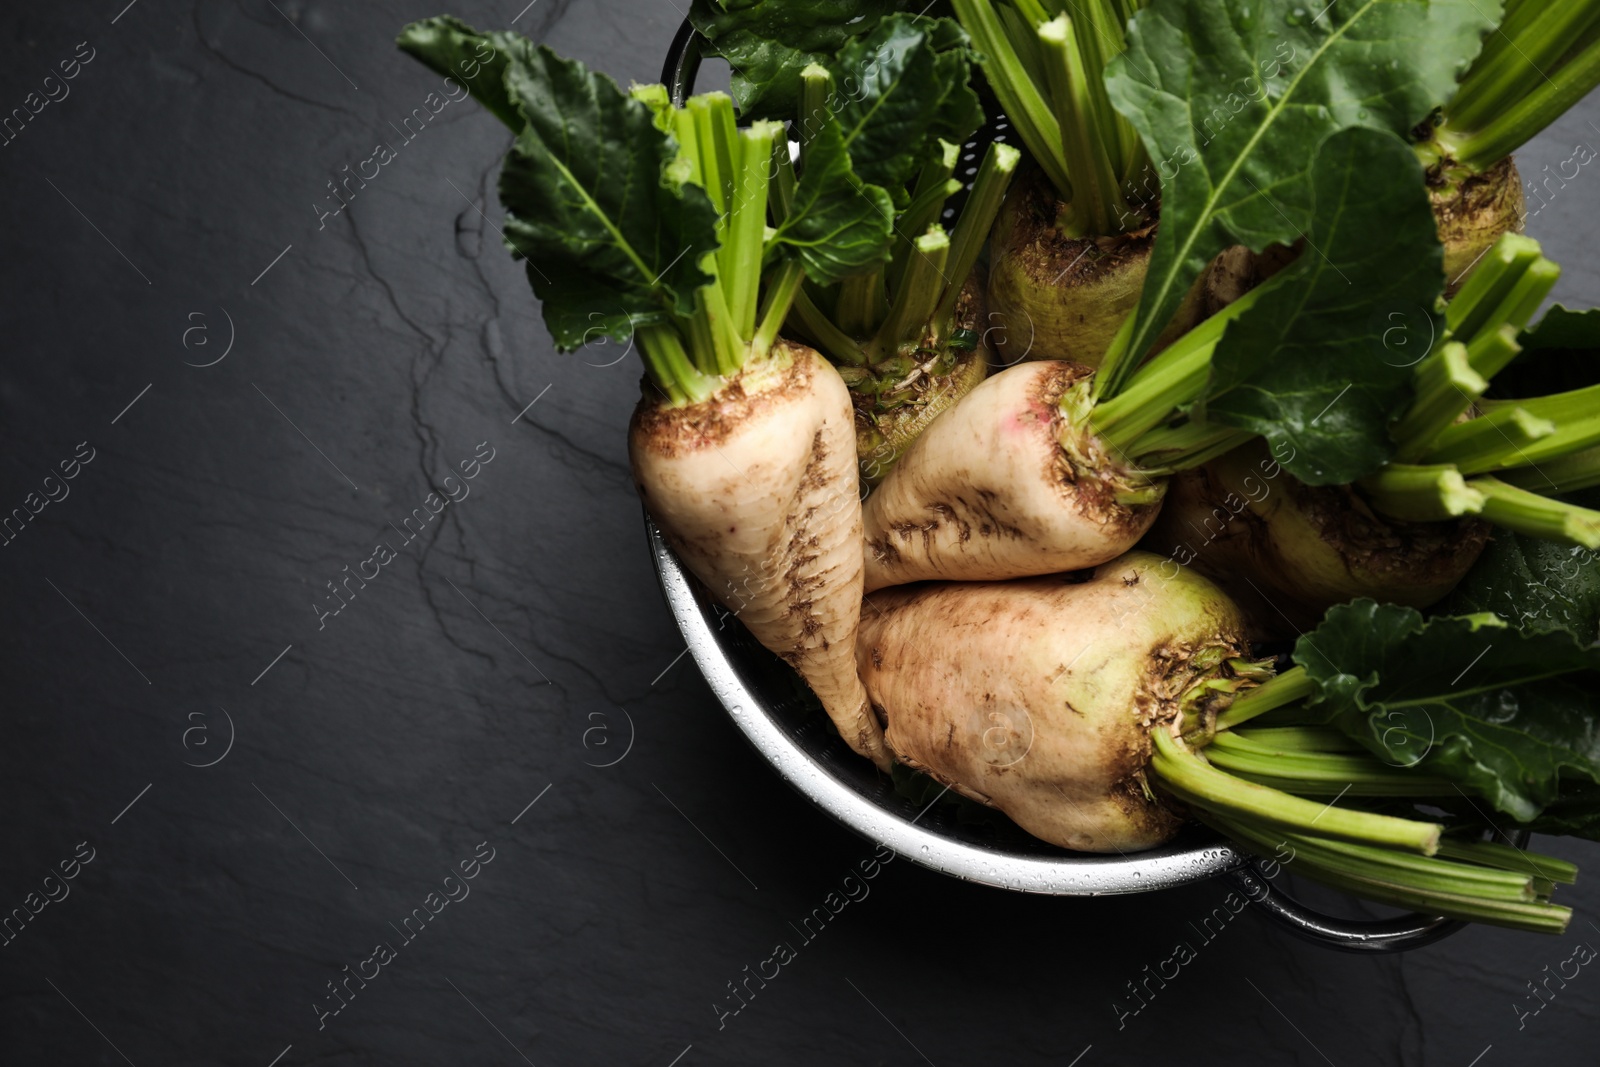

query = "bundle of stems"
1149;673;1574;934
950;0;1189;364
1099;234;1600;549
631;95;802;404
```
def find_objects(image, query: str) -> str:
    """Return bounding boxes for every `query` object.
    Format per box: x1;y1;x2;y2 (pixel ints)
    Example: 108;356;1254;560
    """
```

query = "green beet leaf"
1516;783;1600;839
1437;531;1600;643
404;20;722;351
1105;0;1501;370
1523;305;1600;352
1492;305;1600;397
1201;127;1443;485
689;0;940;119
397;16;522;131
828;15;984;206
1296;600;1600;830
772;120;897;286
497;52;722;349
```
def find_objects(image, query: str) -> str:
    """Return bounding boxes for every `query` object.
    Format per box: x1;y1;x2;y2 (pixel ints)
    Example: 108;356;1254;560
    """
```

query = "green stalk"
1149;728;1442;854
1213;668;1314;731
1499;446;1600;495
683;297;719;377
1227;726;1366;754
1464;262;1562;377
888;143;961;296
1428;412;1600;476
1090;278;1277;446
1091;340;1213;449
638;325;717;405
1096;253;1285;406
1359;464;1487;522
797;64;832;155
1436;837;1580;884
1469;0;1550;76
1213;816;1570;932
770;136;796;224
1092;312;1139;401
1038;14;1125;236
950;0;1072;198
1223;820;1537;898
636;329;687;407
1130;421;1254;474
690;93;738;220
870;228;950;359
725;123;778;339
1073;0;1133;160
788;289;871;366
836;271;889;338
751;260;806;361
1202;741;1457;797
1472;476;1600;549
1456;37;1600;170
1463;325;1526;389
931;142;1022;343
698;280;744;376
672;102;782;381
1421;406;1556;471
1482;381;1600;425
1445;234;1541;342
1445;3;1600;136
1495;418;1600;470
671;105;703;186
1392;342;1487;460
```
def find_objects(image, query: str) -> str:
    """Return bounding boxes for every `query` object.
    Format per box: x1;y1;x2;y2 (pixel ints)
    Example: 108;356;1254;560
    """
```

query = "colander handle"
1228;863;1464;953
663;18;705;107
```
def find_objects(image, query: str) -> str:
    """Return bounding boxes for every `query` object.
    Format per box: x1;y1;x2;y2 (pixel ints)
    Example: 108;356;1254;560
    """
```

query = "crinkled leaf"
1492;305;1600;397
689;0;943;119
397;16;522;131
1201;127;1443;484
1296;600;1600;830
491;46;719;349
1518;782;1600;838
1106;0;1500;364
829;15;984;205
1437;531;1600;643
1523;305;1600;351
772;121;896;285
399;21;720;349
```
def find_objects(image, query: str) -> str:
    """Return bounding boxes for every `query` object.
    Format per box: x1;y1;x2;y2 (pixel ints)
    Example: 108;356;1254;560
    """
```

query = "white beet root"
861;360;1162;591
631;341;891;769
858;552;1253;852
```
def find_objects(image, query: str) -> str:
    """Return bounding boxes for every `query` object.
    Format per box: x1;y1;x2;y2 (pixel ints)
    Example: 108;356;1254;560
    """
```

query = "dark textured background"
3;3;1599;1065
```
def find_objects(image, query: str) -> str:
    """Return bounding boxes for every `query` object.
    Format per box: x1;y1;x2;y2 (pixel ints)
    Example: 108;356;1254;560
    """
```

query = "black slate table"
4;3;1599;1065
